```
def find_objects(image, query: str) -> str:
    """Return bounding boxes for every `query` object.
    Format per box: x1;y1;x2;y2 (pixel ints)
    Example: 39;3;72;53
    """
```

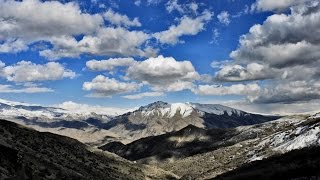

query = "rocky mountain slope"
0;99;122;146
100;113;320;179
99;125;248;161
0;99;279;145
214;146;320;180
106;101;279;142
0;119;178;180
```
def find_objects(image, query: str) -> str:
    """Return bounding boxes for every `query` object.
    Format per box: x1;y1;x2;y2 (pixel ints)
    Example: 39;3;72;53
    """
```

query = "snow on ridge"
55;101;133;116
170;103;194;117
189;102;242;116
140;102;193;118
0;98;133;119
0;98;37;106
139;101;242;118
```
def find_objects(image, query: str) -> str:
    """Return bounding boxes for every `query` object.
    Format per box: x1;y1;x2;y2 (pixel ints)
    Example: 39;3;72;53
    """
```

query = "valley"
0;99;319;179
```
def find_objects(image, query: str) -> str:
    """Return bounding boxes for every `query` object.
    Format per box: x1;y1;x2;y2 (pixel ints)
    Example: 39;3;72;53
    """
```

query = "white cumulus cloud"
86;58;136;71
122;91;164;99
217;11;230;25
56;101;132;116
153;10;213;45
83;75;141;97
0;84;53;93
0;61;76;82
103;9;141;27
126;55;200;91
193;83;261;100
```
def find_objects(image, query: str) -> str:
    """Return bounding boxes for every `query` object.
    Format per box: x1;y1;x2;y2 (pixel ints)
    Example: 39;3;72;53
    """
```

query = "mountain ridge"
106;101;279;143
0;119;178;179
0;98;279;145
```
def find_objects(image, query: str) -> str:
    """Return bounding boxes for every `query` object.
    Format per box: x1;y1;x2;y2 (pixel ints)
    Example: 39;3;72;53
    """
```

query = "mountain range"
105;101;278;142
0;98;319;179
0;119;177;180
100;113;320;179
0;99;278;144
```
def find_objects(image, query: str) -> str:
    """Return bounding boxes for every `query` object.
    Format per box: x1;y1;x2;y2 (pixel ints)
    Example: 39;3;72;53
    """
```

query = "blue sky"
0;0;319;114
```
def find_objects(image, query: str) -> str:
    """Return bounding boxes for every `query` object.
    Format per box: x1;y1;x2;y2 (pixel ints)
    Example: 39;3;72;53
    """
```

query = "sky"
0;0;319;115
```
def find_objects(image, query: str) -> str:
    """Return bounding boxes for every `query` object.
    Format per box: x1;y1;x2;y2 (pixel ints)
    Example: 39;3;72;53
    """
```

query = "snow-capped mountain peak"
138;101;170;111
0;98;36;106
136;101;244;118
138;101;194;118
190;103;243;116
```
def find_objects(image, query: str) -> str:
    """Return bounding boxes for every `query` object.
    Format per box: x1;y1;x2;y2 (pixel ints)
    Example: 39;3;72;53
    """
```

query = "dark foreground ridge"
0;119;177;180
214;146;320;180
99;125;256;161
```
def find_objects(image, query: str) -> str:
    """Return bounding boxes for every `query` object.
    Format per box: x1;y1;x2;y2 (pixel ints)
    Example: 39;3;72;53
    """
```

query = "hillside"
100;114;320;179
0;100;279;145
0;119;178;180
106;101;279;142
214;146;320;180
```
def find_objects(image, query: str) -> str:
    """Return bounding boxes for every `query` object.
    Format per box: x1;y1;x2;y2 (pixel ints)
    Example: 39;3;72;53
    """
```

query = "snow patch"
139;101;243;118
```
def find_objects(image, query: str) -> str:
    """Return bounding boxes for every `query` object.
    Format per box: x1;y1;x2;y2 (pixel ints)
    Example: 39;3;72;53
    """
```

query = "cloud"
216;63;277;82
85;55;201;94
86;58;136;71
217;11;230;25
232;1;320;69
0;61;76;82
0;84;53;93
251;0;313;12
189;2;199;14
153;10;213;45
134;0;141;6
231;41;320;69
83;75;141;97
39;27;151;60
56;101;131;116
210;60;230;69
154;81;195;92
126;55;200;91
165;0;199;14
122;91;164;99
193;83;261;99
217;11;230;26
166;0;184;14
147;0;162;6
103;9;141;27
0;0;102;40
210;28;220;44
213;1;320;104
0;0;152;59
253;81;320;104
227;100;320;115
0;39;28;53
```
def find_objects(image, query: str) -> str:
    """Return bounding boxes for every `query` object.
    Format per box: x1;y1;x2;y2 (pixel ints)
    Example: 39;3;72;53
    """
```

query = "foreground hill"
214;146;320;180
0;119;178;180
100;113;320;179
99;125;250;161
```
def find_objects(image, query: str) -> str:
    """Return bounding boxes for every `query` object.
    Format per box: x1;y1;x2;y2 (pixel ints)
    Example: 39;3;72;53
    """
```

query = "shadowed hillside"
214;146;320;180
0;119;178;180
99;125;256;161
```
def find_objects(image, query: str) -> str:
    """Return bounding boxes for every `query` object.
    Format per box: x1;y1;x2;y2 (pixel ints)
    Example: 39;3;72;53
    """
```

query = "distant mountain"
0;99;113;122
100;113;320;179
106;101;279;142
0;119;178;180
0;99;279;144
0;99;122;146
